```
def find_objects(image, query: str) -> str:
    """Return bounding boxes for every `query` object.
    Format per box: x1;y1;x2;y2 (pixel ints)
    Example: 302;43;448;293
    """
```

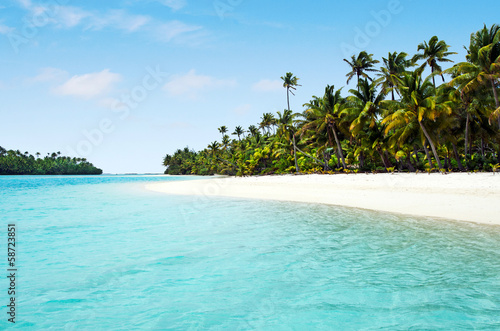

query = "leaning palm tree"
412;36;457;88
302;85;347;168
344;51;380;90
382;69;452;170
375;51;412;100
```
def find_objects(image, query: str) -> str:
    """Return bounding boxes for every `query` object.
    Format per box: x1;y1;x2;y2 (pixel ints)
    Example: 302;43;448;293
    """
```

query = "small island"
163;24;500;177
0;147;102;175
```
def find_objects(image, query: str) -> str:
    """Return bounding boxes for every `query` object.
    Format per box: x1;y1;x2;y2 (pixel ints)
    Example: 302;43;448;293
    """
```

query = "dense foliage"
164;25;500;176
0;147;103;175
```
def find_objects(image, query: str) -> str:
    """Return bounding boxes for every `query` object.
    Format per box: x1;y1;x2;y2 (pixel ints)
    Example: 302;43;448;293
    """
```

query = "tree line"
0;147;103;175
163;24;500;176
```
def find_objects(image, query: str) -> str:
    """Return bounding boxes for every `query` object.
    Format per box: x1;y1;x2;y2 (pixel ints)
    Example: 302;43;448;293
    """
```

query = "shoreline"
146;173;500;226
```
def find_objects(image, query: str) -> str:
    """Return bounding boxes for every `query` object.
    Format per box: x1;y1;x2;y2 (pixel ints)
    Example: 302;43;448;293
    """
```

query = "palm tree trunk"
287;87;291;112
406;152;415;172
419;121;443;169
422;143;433;169
431;66;436;89
358;150;365;169
295;146;330;170
413;145;420;164
292;134;300;173
465;112;470;159
452;143;465;171
331;125;347;168
490;78;500;128
376;148;388;171
384;151;393;168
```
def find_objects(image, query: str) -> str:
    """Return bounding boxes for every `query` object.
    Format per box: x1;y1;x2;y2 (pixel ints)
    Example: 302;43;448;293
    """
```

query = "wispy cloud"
15;0;32;9
159;0;187;11
163;69;236;99
233;104;251;116
252;79;282;92
54;69;122;99
11;1;205;45
155;20;202;42
28;67;69;83
0;23;14;35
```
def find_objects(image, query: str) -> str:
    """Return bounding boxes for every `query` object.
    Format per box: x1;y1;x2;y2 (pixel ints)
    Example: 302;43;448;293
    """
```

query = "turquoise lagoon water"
1;175;499;330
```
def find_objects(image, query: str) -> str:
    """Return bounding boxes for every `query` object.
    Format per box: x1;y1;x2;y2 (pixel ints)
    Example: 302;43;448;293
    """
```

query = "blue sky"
1;0;498;173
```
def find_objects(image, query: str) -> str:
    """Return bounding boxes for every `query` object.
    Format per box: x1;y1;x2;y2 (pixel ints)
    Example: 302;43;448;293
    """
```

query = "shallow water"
1;175;499;330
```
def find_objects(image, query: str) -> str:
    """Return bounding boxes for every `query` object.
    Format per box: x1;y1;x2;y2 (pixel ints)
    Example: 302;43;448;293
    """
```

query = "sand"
146;173;500;225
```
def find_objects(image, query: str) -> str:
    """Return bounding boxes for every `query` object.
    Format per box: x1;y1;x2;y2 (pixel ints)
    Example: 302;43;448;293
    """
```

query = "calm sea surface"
1;175;499;330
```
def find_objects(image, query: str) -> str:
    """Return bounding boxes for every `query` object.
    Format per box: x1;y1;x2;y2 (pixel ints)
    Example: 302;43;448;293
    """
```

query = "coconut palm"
342;79;386;168
276;109;301;172
232;126;245;141
376;51;412;100
281;72;301;111
248;125;259;137
382;69;452;170
412;36;457;88
344;51;380;90
218;126;228;139
260;112;275;135
302;85;347;168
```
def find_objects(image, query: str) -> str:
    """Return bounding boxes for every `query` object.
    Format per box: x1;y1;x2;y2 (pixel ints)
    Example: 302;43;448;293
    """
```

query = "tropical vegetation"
164;25;500;176
0;147;103;175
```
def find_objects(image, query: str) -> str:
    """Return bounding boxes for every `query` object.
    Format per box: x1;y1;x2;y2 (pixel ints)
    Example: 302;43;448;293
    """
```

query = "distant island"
0;147;102;175
164;24;500;176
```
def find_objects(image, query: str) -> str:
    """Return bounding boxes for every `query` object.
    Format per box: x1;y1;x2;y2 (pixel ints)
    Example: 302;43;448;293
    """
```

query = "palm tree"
248;125;259;137
260;113;275;135
232;126;245;141
447;24;500;127
412;36;457;88
344;51;380;90
276;109;300;172
221;135;231;150
218;126;228;139
302;85;347;168
343;79;386;169
281;72;301;112
376;51;412;100
382;69;452;170
281;72;301;172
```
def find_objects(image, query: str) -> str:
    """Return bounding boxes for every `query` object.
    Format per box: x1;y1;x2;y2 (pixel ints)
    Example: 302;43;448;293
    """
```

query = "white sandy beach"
146;173;500;225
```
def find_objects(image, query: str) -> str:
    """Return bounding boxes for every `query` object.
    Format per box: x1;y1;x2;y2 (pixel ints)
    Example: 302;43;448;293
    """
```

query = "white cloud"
15;0;31;9
0;23;13;35
159;0;187;11
163;69;236;98
252;79;283;92
28;67;68;83
56;6;91;28
156;20;202;42
233;104;251;116
54;69;122;99
12;1;206;45
86;9;151;32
